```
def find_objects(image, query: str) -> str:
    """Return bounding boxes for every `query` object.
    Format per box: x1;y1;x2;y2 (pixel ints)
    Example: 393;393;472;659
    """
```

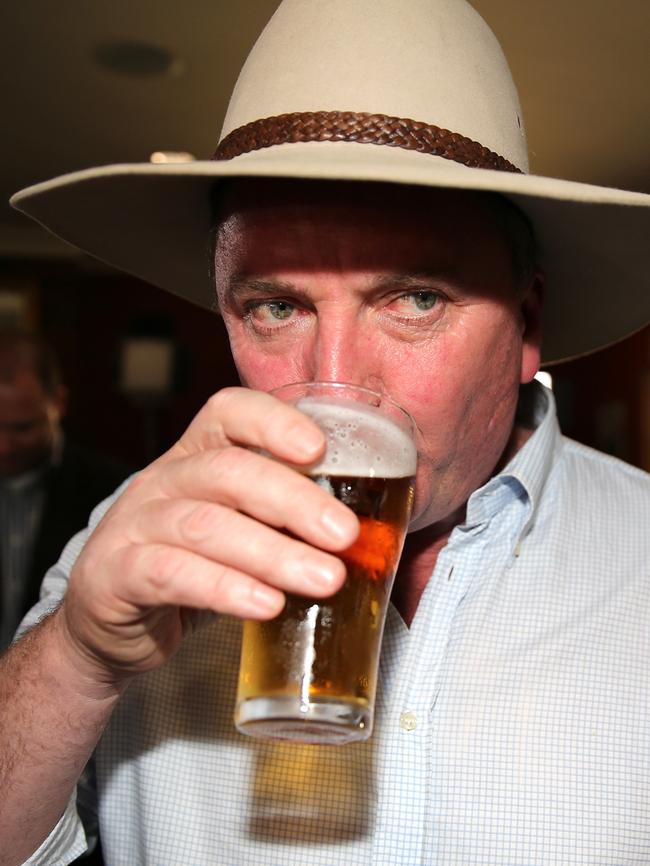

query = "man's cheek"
231;346;300;392
396;370;461;438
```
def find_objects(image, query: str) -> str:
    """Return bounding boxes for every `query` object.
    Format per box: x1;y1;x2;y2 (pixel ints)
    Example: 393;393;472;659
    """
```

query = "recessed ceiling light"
94;40;182;78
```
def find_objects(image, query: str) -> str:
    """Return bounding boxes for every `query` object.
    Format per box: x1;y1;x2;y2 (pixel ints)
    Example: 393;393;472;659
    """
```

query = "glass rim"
268;380;415;433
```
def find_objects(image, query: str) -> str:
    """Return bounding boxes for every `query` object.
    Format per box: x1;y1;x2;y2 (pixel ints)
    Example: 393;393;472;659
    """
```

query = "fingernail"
287;423;323;458
321;505;357;543
303;560;341;590
249;584;284;615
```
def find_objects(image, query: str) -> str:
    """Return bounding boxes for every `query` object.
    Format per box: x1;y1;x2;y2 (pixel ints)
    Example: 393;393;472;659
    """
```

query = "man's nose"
308;318;381;391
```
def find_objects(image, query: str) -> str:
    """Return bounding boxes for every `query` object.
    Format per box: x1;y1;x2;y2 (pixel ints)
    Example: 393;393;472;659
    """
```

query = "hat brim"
11;141;650;364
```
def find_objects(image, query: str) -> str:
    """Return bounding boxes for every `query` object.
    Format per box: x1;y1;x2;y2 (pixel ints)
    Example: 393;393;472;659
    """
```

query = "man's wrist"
45;606;130;705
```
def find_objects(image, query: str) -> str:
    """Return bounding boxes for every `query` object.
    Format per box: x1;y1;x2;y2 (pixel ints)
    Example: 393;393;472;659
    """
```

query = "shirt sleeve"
21;792;89;866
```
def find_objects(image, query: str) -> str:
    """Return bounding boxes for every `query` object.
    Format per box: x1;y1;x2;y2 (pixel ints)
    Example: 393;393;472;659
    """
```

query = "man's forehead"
212;178;535;305
213;178;516;278
212;188;528;317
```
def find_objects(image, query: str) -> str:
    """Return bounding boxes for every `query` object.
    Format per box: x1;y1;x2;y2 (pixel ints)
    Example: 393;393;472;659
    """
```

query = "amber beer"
235;387;416;744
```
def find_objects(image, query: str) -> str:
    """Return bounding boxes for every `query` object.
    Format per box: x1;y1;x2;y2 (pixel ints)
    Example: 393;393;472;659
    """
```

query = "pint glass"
235;382;416;744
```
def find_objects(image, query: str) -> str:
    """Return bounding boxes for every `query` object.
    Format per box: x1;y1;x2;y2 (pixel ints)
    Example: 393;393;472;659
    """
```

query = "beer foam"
297;396;417;477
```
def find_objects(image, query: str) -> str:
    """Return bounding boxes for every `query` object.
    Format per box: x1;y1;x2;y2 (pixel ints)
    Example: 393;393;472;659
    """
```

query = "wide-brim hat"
10;0;650;365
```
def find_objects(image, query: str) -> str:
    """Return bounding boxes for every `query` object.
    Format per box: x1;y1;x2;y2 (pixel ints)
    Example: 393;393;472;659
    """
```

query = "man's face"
0;370;62;479
215;181;542;532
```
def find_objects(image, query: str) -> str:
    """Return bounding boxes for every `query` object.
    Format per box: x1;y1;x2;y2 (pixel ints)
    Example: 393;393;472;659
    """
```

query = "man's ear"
519;270;544;384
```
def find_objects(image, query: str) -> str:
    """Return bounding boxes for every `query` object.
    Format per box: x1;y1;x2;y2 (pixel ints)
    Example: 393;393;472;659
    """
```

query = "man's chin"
407;503;466;537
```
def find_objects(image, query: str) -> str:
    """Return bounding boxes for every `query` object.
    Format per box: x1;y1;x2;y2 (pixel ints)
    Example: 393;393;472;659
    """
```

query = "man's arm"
0;388;358;864
0;611;122;866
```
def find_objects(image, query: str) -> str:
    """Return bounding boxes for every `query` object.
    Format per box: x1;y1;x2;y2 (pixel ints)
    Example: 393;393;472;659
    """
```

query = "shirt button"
399;710;417;732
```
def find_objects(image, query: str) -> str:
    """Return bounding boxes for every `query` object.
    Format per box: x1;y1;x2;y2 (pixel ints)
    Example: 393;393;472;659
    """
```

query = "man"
2;1;650;864
0;334;130;651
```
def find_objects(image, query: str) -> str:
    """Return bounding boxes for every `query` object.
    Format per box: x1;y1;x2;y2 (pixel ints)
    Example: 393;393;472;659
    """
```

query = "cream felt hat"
10;0;650;364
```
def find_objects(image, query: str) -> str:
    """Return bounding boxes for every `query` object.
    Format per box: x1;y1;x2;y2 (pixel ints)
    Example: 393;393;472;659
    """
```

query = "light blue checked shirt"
21;384;650;865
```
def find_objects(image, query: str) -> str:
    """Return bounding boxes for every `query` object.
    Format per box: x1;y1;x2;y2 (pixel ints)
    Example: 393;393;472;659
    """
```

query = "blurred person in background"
0;333;131;650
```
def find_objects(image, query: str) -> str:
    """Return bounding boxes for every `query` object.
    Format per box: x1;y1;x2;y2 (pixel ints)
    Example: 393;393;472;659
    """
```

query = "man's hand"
59;387;359;687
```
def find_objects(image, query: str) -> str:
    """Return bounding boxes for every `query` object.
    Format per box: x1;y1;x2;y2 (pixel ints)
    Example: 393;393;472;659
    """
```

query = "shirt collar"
464;381;562;541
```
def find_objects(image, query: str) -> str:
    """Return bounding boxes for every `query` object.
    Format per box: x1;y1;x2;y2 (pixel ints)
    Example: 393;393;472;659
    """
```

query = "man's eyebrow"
221;270;454;303
222;277;298;301
368;270;454;291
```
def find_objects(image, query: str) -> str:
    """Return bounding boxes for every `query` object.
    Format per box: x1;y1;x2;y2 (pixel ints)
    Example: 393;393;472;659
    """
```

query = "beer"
235;393;416;744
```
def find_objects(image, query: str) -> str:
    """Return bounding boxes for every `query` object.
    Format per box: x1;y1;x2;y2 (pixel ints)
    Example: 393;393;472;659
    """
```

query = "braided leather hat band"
214;110;523;174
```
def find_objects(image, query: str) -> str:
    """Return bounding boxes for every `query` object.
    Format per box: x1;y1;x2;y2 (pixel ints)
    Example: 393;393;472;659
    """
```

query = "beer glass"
235;382;416;744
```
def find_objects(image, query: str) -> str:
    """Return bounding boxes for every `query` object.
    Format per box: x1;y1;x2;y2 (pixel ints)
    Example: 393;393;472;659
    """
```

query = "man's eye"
394;291;440;313
410;291;438;311
250;300;295;321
